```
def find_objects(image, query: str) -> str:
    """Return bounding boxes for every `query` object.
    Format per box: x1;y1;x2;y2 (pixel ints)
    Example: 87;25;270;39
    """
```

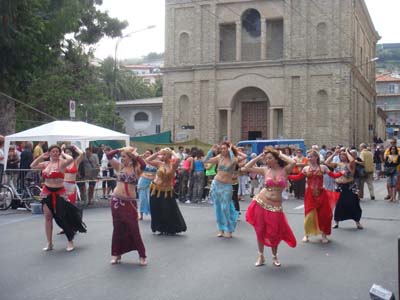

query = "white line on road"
294;204;304;210
0;215;41;227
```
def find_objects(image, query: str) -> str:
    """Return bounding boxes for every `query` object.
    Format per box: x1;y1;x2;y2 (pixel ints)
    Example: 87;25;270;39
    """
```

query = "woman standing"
31;145;86;252
325;148;363;229
63;144;84;205
204;142;239;238
137;149;157;220
106;147;147;265
242;147;296;267
384;146;399;202
289;150;342;244
191;149;205;203
146;148;187;235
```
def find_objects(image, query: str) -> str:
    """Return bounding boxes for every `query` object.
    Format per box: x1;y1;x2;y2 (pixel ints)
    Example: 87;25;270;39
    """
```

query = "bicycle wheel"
0;184;14;210
24;185;42;210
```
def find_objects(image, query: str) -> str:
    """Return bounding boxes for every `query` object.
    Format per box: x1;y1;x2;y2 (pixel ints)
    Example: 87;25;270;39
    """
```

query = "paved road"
0;178;398;300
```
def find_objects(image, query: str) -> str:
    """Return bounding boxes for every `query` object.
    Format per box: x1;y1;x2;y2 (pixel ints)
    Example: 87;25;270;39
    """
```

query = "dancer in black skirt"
325;148;363;229
145;148;187;235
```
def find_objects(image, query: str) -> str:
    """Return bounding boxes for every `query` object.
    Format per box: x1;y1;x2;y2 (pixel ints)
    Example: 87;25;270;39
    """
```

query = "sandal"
254;253;265;267
356;223;364;230
272;255;281;267
66;241;74;252
217;231;224;237
224;232;232;238
110;256;121;265
302;236;309;243
332;223;339;229
139;257;147;266
42;244;53;251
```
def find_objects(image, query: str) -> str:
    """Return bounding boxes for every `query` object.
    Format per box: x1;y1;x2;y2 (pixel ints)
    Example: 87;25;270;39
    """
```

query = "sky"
94;0;400;60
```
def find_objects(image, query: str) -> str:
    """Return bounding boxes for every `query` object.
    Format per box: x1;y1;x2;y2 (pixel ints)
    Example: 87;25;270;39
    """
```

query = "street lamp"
113;25;156;101
79;103;88;123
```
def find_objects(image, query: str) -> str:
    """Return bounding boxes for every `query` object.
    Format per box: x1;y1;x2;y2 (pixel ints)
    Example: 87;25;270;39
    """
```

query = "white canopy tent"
4;121;130;168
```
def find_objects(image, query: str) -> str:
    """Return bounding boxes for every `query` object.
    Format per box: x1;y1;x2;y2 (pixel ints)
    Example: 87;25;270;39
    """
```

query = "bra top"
305;166;323;178
42;161;64;179
264;169;286;188
156;164;175;182
336;164;353;179
65;162;77;174
217;157;235;173
144;165;157;173
117;170;138;185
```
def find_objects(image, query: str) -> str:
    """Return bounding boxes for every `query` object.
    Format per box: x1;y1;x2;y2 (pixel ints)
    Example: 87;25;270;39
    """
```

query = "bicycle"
0;178;42;211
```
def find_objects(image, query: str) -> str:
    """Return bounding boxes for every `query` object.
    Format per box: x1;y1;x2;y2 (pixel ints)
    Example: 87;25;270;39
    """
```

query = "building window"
134;112;149;122
316;22;328;56
156;124;161;134
219;24;236;62
241;9;261;61
266;19;284;60
179;95;190;125
179;32;190;64
388;84;395;94
317;90;328;127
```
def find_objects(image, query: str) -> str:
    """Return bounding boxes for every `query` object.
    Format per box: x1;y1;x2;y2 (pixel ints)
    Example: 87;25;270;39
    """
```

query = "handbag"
384;166;396;176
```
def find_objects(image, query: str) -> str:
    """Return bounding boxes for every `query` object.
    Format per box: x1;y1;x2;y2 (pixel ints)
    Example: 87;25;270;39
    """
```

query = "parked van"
237;139;306;155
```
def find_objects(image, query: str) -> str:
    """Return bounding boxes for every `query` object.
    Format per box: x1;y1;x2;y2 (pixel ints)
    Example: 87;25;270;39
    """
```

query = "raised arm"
106;148;122;171
241;152;265;176
30;152;50;170
145;151;163;168
59;150;74;169
203;144;220;165
280;152;296;174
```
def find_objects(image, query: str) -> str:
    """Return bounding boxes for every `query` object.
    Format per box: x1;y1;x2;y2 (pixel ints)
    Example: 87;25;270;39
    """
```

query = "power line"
0;91;58;120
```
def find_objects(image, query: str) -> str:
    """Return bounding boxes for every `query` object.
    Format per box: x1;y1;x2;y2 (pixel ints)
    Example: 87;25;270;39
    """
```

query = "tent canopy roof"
6;120;129;142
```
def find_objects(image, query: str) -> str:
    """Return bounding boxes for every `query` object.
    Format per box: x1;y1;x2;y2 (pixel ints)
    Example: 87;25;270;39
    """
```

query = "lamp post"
79;103;88;123
113;25;156;101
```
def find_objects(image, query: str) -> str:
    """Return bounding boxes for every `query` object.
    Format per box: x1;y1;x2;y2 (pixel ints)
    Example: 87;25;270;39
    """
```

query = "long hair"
306;149;320;165
263;146;286;168
121;147;138;167
221;141;238;156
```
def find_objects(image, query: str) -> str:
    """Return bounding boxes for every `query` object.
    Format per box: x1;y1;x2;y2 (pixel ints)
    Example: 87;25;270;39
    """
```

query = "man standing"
359;143;375;200
33;141;45;159
83;147;100;205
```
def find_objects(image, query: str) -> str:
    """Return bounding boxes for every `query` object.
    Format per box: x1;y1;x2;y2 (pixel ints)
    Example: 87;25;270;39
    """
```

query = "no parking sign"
69;100;75;118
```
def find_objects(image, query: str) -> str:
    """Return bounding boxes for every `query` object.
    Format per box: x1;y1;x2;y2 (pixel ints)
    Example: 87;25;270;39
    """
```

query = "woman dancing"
242;147;296;267
204;142;240;238
325;148;363;229
146;148;187;235
106;147;147;265
63;144;84;205
137;149;157;220
31;145;86;252
288;150;342;243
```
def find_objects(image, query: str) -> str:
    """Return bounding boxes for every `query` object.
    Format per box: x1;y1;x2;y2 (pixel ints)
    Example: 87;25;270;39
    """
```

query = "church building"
162;0;380;146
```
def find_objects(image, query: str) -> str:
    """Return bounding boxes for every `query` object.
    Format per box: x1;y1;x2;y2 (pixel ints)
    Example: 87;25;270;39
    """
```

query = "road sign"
69;100;76;118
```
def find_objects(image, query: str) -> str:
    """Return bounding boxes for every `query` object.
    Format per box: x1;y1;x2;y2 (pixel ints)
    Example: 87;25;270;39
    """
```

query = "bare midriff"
142;172;156;181
64;173;76;183
44;178;64;189
214;170;234;184
114;183;137;199
335;177;353;184
256;187;283;207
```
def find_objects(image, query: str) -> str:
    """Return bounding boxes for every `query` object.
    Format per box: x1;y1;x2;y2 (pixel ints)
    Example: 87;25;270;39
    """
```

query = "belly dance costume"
150;164;187;234
64;162;78;204
246;169;296;248
111;170;146;258
41;164;86;242
334;164;362;223
209;154;238;234
137;165;157;216
289;168;341;236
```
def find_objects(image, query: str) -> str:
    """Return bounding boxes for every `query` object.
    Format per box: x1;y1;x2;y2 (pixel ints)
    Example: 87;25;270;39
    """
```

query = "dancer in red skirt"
243;147;296;267
288;150;342;244
106;147;147;266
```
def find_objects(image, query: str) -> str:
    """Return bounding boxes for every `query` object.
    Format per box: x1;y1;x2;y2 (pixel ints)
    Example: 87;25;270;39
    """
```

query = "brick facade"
163;0;379;147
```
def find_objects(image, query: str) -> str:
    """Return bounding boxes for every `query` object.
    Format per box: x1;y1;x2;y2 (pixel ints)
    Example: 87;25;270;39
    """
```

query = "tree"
0;0;127;132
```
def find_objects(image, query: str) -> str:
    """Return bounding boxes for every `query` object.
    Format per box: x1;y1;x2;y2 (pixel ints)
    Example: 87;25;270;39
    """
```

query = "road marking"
294;204;304;210
0;215;40;226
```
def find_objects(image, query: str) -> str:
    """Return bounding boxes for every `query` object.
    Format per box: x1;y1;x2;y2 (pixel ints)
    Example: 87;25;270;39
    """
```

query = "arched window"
179;95;190;125
241;9;261;61
134;112;149;122
317;90;328;127
179;32;190;64
316;22;328;56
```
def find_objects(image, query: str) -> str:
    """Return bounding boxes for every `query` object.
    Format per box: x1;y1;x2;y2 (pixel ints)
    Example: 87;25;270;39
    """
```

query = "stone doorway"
241;101;268;140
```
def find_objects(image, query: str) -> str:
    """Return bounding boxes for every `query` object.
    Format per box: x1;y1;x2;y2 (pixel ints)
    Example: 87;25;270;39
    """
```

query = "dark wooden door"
241;102;268;140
